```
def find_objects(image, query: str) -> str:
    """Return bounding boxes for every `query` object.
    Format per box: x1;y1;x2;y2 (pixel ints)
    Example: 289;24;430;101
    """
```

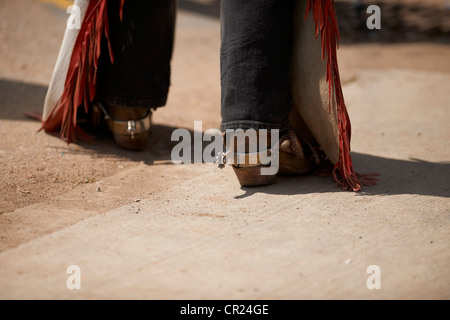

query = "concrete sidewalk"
1;67;449;299
0;0;449;299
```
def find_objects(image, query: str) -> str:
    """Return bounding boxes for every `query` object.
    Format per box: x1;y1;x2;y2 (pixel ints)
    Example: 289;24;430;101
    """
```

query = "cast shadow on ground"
2;78;445;201
50;123;196;167
2;81;448;200
235;153;450;199
68;126;450;200
7;102;448;201
0;79;47;121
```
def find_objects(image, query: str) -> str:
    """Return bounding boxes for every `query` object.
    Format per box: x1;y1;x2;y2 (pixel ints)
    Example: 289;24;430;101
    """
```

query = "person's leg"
220;0;318;186
97;0;176;109
96;0;176;150
220;0;295;133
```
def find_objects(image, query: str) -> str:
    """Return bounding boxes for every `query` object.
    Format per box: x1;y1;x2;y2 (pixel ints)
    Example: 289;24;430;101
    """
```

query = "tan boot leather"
98;103;152;151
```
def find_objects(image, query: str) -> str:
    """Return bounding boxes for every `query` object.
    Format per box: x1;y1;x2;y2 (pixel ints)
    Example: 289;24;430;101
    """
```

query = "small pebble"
345;259;352;265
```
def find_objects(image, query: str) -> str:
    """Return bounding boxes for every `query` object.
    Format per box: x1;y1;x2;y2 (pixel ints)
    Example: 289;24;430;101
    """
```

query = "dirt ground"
0;0;449;300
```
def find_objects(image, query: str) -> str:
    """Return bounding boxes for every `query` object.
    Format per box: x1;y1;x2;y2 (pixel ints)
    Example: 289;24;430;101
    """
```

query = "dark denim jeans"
96;0;295;131
97;0;176;109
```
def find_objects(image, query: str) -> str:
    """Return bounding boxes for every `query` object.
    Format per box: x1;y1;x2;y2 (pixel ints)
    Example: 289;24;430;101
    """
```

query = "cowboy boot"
97;102;152;151
229;129;318;187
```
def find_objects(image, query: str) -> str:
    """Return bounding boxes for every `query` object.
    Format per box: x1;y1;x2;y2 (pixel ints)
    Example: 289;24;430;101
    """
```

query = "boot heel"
232;165;276;187
113;131;149;151
96;102;152;151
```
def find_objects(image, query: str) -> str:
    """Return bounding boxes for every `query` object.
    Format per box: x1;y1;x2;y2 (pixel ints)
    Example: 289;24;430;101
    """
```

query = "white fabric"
42;0;89;121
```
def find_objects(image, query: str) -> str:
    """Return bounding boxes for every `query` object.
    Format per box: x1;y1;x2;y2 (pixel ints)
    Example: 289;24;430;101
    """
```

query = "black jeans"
97;0;295;131
97;0;176;109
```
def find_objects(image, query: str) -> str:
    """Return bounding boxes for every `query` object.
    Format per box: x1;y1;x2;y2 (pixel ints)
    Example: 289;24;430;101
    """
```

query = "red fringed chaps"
40;0;125;143
306;0;378;191
41;0;376;191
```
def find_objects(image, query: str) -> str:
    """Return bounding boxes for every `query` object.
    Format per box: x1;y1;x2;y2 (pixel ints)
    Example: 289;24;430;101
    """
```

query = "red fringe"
40;0;114;143
306;0;378;191
41;0;375;191
120;0;125;21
